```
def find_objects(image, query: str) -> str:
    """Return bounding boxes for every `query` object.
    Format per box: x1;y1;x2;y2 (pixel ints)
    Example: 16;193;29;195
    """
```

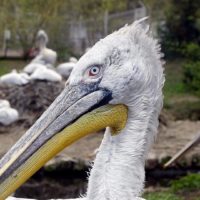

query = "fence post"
104;10;108;36
3;30;11;57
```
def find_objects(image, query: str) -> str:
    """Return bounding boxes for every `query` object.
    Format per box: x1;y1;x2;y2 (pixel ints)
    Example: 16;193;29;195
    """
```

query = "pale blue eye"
89;66;100;76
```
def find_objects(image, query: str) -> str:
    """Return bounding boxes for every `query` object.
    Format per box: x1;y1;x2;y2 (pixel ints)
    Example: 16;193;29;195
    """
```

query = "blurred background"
0;0;200;200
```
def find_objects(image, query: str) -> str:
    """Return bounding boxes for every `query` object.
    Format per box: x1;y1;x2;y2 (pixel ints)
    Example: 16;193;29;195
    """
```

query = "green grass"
144;174;200;200
163;59;200;119
144;191;182;200
171;173;200;193
163;59;186;100
0;60;27;76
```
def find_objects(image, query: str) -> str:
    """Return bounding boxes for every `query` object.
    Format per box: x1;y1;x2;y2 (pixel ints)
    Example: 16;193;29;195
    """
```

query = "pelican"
57;57;78;79
31;30;57;67
0;70;30;86
24;30;57;74
0;100;10;109
30;67;62;82
0;19;164;200
0;100;19;126
57;62;76;79
69;57;78;63
23;63;47;74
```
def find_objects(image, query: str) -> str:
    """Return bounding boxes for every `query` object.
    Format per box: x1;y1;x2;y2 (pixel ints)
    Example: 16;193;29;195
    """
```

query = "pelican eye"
89;66;101;77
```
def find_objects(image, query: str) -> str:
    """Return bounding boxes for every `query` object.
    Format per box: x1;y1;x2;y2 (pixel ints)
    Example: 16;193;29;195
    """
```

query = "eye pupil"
89;66;100;76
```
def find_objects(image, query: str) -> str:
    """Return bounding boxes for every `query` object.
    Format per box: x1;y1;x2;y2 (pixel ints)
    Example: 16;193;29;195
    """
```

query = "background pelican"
0;70;30;86
0;18;164;200
57;57;78;79
24;30;57;74
30;67;62;82
0;99;19;126
31;30;57;67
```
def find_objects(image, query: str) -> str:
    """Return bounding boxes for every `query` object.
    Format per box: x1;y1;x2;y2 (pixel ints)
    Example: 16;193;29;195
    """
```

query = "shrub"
182;43;200;61
183;61;200;96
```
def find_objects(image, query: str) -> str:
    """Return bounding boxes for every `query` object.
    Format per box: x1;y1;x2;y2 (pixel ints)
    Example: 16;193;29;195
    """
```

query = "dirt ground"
0;119;200;165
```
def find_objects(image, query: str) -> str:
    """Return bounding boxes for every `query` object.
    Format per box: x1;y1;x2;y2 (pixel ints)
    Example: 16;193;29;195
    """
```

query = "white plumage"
0;100;10;109
0;70;30;86
23;63;47;74
69;18;164;200
69;57;78;63
30;67;62;82
23;30;57;75
31;48;57;67
33;30;57;67
57;57;77;79
57;62;76;79
6;18;163;200
0;100;19;126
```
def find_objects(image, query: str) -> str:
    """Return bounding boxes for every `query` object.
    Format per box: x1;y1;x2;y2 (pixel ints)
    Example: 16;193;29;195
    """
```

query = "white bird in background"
69;57;78;63
23;30;62;82
57;57;78;79
57;62;75;79
24;30;57;74
0;18;164;200
0;99;19;126
31;30;57;67
0;100;10;109
23;63;47;74
0;70;30;86
30;67;62;82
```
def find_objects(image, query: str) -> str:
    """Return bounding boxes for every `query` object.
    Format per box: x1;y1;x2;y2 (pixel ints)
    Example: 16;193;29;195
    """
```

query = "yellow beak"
0;83;128;199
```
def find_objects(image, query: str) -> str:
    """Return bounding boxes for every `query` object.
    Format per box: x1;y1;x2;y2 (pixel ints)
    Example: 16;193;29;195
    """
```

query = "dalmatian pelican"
0;70;30;86
32;30;57;67
0;100;19;126
24;30;57;74
0;18;164;200
57;57;78;79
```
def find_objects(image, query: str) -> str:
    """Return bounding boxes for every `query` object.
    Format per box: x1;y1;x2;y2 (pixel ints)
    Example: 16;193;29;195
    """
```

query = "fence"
62;7;147;55
0;6;148;58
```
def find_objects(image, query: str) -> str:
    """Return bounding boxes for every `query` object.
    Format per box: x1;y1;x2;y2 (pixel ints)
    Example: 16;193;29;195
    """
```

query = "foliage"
163;60;186;99
160;0;200;94
144;174;200;200
0;0;145;57
0;0;64;55
160;0;200;58
144;191;182;200
183;61;200;96
63;0;131;19
171;173;200;192
56;48;75;62
182;43;200;61
163;60;200;119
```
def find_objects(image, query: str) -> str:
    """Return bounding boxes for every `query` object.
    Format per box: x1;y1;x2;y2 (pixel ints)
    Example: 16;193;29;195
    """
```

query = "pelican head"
36;30;49;49
0;19;164;199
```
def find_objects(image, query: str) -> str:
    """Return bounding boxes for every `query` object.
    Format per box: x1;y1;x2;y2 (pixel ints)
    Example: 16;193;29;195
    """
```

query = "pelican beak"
164;132;200;168
0;83;128;199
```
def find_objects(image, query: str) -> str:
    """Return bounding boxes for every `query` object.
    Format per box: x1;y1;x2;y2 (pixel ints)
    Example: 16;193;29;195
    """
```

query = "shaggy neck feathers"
86;96;162;200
